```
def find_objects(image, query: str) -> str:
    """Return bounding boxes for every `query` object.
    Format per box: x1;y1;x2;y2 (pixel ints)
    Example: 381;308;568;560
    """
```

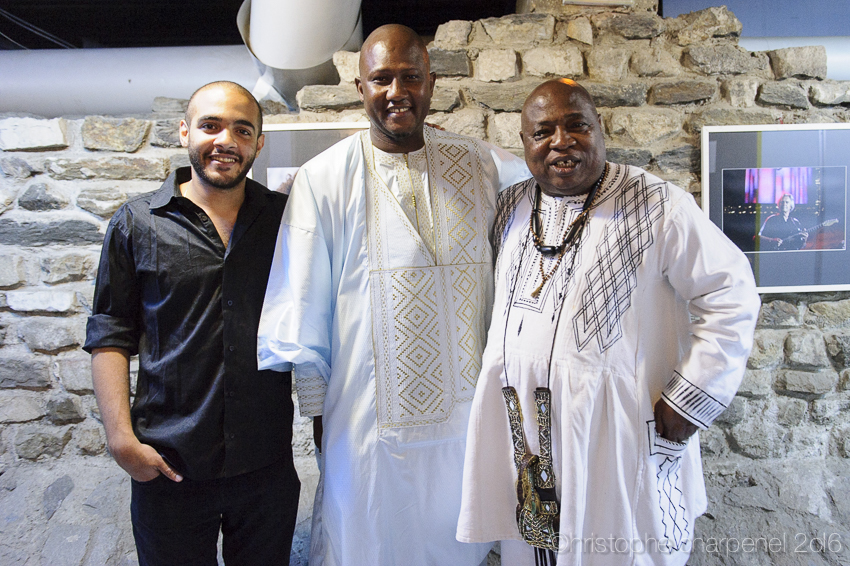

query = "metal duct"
0;45;261;118
236;0;363;109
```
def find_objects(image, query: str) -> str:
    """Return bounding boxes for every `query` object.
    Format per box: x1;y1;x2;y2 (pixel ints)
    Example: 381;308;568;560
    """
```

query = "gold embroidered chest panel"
362;129;495;431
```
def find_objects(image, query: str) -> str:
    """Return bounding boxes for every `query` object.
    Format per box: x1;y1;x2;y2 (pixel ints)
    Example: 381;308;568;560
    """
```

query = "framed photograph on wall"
701;124;850;292
250;122;369;194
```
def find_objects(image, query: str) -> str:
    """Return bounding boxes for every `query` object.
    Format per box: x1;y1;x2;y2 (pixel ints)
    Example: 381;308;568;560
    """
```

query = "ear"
179;119;189;148
355;77;365;102
256;133;266;154
428;72;436;94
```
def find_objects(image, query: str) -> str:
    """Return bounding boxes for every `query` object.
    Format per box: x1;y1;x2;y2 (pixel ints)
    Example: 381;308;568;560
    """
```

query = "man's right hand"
109;437;183;483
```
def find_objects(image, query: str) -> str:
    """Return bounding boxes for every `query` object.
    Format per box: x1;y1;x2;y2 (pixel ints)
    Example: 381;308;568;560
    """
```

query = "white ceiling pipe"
739;36;850;81
0;45;261;118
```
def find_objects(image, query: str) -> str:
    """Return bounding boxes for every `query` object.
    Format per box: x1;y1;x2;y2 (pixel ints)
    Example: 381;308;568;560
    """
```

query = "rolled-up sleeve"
83;210;141;354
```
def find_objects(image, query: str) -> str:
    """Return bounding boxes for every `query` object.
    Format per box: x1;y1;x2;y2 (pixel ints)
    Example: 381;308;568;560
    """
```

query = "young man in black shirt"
84;81;298;565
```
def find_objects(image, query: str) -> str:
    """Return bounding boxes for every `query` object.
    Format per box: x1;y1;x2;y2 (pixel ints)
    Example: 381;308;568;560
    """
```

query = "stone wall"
1;6;849;565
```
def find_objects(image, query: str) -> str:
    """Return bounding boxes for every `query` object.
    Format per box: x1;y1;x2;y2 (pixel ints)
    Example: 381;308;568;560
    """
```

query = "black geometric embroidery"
657;456;690;552
495;178;534;255
573;173;668;353
662;371;727;428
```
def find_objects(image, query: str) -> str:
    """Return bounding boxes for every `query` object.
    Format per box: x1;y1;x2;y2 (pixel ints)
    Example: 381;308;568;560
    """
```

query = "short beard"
188;146;252;190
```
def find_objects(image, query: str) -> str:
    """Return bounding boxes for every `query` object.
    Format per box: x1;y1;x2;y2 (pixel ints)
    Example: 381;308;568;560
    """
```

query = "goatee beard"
188;147;251;190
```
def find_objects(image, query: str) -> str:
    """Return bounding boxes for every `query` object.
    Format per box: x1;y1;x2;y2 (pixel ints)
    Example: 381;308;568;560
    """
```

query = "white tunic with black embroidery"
457;163;760;566
258;128;530;566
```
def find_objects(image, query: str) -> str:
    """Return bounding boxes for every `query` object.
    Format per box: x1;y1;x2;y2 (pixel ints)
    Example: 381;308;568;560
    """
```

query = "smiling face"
355;25;436;153
779;195;795;217
180;85;264;191
520;80;607;197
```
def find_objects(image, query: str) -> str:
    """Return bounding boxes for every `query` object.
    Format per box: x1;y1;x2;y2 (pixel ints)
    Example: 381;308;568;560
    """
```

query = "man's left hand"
654;398;698;443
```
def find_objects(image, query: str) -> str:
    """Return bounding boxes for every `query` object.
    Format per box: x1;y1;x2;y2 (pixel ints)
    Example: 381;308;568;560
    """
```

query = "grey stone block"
737;369;774;398
7;290;77;314
809;81;850;106
151;97;188;113
649;80;716;105
585;83;648;108
768;46;827;80
18;182;69;211
785;330;830;369
0;255;25;288
77;187;130;218
775;397;808;426
45;157;168;181
654;146;700;173
47;394;85;425
683;44;767;76
83;476;128;519
17;316;85;353
428;48;471;77
563;17;593;46
149;118;182;148
597;13;666;40
0;391;46;423
604;148;652;168
296;85;362;111
0;156;36;180
714;396;747;426
475;49;518;82
0;117;68;151
468;80;538;111
54;354;94;394
434;20;472;49
43;475;74;520
757;82;809;109
587;47;630;81
685;108;777;134
779;369;838;397
41;253;98;285
168;153;190;172
74;423;106;456
14;424;72;459
811;398;846;425
675;6;742;46
0;356;52;389
84;524;122;566
805;298;850;329
82;117;150;153
722;77;760;108
522;45;583;78
429;86;460;113
41;523;91;566
0;219;103;246
730;417;789;458
479;14;555;47
426;108;486;142
630;48;681;78
757;300;800;328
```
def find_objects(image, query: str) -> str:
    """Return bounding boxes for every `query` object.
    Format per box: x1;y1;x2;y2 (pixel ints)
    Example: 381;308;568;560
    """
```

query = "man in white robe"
457;79;760;566
258;24;530;566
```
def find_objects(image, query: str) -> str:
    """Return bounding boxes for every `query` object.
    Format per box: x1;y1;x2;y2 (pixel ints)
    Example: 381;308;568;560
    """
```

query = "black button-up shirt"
84;167;293;480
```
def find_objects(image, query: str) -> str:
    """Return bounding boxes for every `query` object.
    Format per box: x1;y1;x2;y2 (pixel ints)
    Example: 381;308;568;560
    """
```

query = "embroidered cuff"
661;371;727;429
294;366;327;418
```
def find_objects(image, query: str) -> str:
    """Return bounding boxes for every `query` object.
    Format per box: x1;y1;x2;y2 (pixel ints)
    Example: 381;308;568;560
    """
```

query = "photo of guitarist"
757;193;839;251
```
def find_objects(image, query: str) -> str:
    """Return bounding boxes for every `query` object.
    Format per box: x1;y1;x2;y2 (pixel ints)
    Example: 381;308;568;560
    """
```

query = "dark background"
0;0;515;50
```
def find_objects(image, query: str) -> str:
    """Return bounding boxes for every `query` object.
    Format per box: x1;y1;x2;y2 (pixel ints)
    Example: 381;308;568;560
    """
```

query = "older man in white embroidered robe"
258;25;530;566
457;80;760;566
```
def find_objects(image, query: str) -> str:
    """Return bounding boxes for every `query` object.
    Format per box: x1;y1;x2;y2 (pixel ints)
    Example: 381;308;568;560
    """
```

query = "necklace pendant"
531;281;544;299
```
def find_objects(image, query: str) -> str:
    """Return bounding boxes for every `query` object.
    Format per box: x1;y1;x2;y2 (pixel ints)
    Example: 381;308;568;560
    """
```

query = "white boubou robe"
258;127;530;566
457;164;760;566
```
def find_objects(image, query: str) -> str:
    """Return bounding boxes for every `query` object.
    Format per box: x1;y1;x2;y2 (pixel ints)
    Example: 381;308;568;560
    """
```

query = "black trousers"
131;458;300;566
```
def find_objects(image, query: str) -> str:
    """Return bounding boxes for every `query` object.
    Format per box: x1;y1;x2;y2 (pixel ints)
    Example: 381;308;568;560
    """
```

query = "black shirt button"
228;345;235;352
227;300;233;307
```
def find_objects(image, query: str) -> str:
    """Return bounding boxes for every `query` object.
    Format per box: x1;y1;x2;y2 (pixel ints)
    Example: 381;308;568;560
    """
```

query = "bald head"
359;24;430;79
186;81;263;137
520;79;606;197
355;24;436;153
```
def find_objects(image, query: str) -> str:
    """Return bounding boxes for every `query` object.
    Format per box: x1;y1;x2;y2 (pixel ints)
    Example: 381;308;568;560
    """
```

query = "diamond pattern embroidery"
574;174;668;352
392;270;445;418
